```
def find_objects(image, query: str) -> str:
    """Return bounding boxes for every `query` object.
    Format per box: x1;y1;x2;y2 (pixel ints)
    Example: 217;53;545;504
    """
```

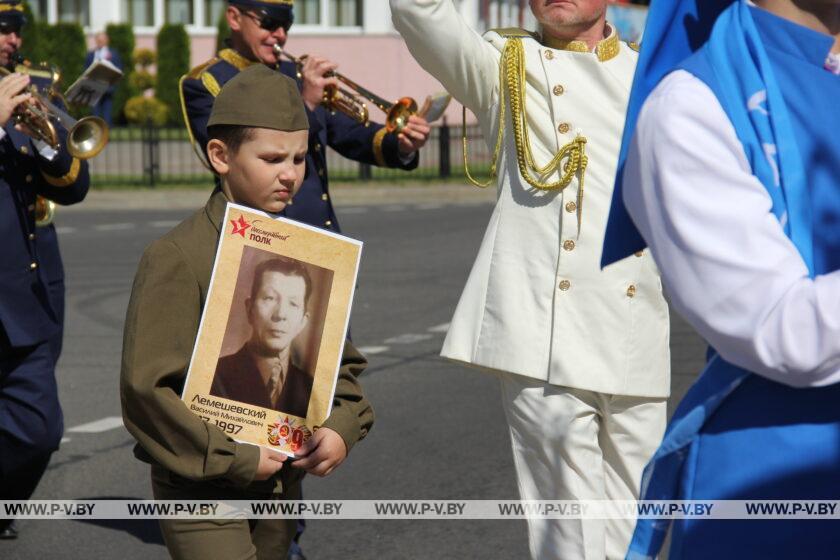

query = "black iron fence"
89;121;493;187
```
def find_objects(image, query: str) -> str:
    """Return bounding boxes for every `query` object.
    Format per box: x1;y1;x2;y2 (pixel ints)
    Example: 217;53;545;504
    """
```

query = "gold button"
544;50;554;60
558;280;571;291
25;174;33;183
552;84;564;96
30;262;38;270
558;122;570;134
20;146;28;154
325;220;333;227
321;193;329;201
565;201;577;213
29;233;35;240
627;285;637;298
318;169;324;177
634;251;643;257
27;204;35;212
314;144;321;152
563;239;575;251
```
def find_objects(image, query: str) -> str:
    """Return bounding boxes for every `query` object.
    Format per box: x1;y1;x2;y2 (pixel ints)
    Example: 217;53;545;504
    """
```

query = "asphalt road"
1;197;706;559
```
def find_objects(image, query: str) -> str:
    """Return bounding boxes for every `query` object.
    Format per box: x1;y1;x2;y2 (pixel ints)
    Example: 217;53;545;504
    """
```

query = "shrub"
129;70;155;92
124;95;168;126
106;23;137;125
155;24;190;125
134;48;156;68
40;23;86;91
19;1;48;64
216;8;231;53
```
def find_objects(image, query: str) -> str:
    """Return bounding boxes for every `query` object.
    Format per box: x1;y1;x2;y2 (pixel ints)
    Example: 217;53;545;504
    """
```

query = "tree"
41;23;86;92
155;24;190;126
19;1;47;64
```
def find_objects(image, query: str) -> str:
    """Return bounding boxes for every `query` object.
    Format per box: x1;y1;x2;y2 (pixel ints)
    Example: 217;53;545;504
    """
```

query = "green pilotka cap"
208;64;308;132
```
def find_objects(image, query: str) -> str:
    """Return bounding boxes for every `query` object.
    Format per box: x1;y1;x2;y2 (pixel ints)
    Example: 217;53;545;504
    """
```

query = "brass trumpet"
274;45;417;133
1;57;110;226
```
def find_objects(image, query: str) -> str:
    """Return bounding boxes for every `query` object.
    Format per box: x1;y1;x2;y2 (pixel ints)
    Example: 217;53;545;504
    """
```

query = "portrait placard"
181;202;362;456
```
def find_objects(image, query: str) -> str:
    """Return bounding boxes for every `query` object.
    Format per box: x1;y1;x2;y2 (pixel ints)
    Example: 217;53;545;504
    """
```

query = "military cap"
229;0;293;20
208;64;307;132
0;0;26;28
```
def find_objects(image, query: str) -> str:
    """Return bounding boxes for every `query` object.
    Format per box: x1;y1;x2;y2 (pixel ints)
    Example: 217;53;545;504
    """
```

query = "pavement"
1;185;705;559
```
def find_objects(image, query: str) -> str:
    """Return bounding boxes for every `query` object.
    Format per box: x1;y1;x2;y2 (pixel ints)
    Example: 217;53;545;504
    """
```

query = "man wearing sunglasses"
180;0;431;236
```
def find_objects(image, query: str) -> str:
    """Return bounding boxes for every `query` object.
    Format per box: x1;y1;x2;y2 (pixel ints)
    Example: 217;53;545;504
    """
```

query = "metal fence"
89;121;494;187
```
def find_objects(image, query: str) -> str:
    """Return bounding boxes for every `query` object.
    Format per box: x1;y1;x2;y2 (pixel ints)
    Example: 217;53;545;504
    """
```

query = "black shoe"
0;520;17;540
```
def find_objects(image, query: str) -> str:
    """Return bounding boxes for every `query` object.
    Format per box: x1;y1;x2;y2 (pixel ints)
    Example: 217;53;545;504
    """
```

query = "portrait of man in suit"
210;255;316;418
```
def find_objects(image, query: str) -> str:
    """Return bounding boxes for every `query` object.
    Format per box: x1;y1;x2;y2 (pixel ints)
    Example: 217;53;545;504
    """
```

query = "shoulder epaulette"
627;41;641;52
186;57;218;80
489;27;537;40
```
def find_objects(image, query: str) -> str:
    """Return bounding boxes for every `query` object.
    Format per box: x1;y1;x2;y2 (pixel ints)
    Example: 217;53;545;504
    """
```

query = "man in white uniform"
390;0;670;558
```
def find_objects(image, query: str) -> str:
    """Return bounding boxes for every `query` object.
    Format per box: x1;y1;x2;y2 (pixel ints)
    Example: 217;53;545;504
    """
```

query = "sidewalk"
62;182;496;212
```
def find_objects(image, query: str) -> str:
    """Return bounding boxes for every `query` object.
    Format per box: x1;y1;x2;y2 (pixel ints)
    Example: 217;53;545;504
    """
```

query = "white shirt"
623;70;840;388
0;127;58;161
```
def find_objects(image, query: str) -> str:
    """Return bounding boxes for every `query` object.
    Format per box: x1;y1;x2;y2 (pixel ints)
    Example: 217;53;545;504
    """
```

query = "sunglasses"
244;9;293;33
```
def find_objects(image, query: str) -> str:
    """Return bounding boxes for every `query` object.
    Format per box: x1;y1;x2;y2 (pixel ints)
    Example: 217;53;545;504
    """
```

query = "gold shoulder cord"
463;37;588;227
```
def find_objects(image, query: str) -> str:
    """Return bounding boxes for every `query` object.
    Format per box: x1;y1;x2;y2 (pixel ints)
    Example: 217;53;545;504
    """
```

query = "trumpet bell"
386;97;418;133
68;116;109;160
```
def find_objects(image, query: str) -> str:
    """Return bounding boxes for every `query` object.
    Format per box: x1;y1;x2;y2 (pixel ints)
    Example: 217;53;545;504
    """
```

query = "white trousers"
499;373;666;560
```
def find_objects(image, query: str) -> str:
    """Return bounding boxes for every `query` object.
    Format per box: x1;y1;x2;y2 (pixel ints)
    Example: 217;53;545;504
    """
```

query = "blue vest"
668;9;840;559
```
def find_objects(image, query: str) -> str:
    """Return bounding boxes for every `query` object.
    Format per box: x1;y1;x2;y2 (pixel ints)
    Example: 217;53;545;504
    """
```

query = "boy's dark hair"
250;256;313;309
207;124;255;154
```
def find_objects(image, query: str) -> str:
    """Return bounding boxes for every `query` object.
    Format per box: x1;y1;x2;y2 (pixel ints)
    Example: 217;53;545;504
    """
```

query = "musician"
180;0;431;234
0;0;90;540
391;0;671;558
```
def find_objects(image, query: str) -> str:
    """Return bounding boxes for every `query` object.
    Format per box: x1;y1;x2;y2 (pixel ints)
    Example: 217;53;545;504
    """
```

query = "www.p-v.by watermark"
3;500;839;520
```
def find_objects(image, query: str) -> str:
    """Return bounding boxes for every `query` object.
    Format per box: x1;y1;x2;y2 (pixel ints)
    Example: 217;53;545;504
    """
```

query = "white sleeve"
623;70;840;388
390;0;499;112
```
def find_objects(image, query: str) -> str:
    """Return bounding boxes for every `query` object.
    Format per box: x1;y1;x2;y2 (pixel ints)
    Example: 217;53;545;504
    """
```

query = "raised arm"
390;0;500;112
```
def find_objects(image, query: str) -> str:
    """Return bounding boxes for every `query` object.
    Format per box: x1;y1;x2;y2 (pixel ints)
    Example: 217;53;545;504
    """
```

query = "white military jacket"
392;0;670;398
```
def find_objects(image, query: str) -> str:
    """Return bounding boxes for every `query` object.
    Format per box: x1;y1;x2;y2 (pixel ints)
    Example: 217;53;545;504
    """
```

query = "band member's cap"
0;0;26;27
229;0;293;19
208;64;308;132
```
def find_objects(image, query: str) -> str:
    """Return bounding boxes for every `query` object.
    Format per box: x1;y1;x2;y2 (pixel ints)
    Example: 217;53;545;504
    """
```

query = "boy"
120;64;373;559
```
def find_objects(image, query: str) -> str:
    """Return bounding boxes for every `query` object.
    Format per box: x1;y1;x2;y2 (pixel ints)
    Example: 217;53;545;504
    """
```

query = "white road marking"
428;322;451;333
95;223;135;231
60;437;71;444
358;345;389;355
384;333;433;344
68;416;124;433
150;220;180;228
55;226;76;234
339;207;368;214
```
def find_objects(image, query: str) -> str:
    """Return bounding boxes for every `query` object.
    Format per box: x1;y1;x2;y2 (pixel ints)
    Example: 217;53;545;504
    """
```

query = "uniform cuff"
321;404;362;454
225;441;261;487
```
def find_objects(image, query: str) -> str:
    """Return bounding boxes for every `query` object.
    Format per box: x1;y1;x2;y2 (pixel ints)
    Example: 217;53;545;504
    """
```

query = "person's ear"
227;6;243;32
207;138;231;176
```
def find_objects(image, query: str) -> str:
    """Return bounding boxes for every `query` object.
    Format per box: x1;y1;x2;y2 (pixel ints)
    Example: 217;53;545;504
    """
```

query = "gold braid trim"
372;128;388;167
463;38;589;226
42;157;81;187
201;71;221;97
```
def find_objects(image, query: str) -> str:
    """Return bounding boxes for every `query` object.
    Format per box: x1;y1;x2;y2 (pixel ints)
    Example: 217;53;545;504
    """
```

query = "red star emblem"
230;215;251;237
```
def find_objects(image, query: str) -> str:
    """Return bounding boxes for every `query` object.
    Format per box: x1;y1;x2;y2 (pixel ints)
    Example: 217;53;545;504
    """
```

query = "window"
57;0;90;26
204;0;226;27
29;0;48;21
121;0;155;26
328;0;361;26
165;0;194;24
296;0;321;25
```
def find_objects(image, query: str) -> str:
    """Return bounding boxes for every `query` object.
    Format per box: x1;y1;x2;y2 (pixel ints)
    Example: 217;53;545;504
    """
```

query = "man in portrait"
211;256;315;418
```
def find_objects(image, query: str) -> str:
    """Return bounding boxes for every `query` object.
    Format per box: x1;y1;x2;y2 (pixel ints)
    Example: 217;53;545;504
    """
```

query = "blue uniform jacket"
180;48;419;233
0;121;90;347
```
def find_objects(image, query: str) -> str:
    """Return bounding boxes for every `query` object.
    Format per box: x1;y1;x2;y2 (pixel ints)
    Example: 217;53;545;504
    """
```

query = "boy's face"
212;127;308;214
247;270;309;355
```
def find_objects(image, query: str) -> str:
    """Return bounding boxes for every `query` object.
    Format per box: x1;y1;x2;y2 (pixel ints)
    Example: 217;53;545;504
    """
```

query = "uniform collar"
541;23;620;62
219;48;259;71
205;188;229;233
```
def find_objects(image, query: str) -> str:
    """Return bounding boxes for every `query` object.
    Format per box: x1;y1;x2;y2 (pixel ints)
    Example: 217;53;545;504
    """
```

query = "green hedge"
155;24;190;126
19;1;48;63
107;23;137;125
41;23;86;92
216;9;231;53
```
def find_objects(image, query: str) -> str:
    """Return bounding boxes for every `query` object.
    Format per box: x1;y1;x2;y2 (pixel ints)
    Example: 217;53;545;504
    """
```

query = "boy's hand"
254;446;287;481
292;427;347;477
